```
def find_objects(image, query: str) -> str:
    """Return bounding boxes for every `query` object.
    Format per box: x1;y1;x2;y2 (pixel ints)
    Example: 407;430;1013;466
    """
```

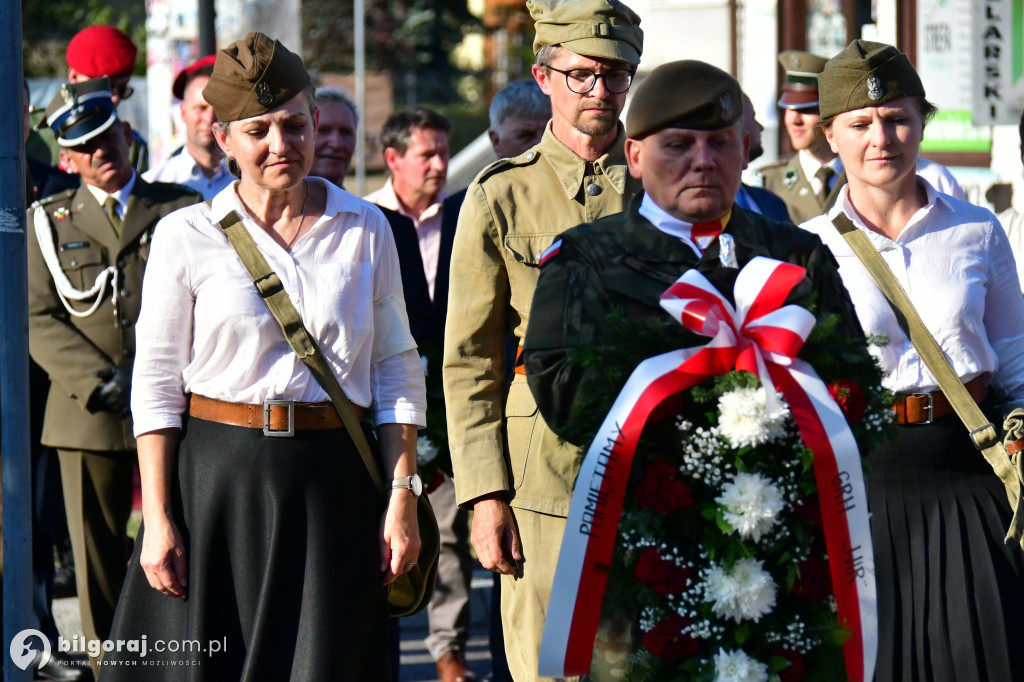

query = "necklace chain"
285;180;310;250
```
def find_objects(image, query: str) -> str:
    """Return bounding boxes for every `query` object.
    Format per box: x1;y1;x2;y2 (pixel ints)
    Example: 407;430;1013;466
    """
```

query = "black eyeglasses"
111;83;134;100
543;65;634;95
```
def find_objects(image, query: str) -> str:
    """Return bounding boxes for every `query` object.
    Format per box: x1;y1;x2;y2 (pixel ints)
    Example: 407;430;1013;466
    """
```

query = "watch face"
411;473;423;497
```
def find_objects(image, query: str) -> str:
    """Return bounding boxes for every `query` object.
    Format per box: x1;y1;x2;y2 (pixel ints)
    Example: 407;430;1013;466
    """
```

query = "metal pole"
1;0;34;678
355;0;366;196
198;0;217;56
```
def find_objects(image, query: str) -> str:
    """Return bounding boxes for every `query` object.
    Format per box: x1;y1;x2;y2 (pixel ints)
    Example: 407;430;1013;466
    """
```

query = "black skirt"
103;416;390;681
869;411;1024;682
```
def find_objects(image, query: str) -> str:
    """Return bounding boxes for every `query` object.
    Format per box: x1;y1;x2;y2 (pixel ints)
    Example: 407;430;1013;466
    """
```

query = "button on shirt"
364;177;445;300
130;178;426;434
801;179;1024;401
143;149;234;199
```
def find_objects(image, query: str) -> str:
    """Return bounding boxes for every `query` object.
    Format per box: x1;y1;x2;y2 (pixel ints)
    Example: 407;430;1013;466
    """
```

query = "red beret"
66;25;138;78
172;55;217;100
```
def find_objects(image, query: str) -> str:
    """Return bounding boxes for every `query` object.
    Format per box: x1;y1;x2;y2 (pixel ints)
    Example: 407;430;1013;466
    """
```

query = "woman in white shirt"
104;34;426;680
802;40;1024;682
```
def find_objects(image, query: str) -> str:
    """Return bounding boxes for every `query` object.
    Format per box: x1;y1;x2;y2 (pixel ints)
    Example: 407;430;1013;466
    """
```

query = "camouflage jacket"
523;192;865;441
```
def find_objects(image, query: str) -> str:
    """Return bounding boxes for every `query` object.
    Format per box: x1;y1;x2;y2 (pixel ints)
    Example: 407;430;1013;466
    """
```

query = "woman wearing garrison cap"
104;33;426;679
801;40;1024;681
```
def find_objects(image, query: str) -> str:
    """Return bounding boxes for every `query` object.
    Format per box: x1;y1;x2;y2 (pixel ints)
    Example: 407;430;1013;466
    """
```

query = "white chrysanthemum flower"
715;386;789;448
705;558;777;623
716;472;786;542
417;435;439;464
713;648;769;682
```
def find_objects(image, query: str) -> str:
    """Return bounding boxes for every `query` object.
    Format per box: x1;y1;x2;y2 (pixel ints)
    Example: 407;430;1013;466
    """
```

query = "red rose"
828;379;866;425
634;548;692;597
635;460;694;513
643;613;699;660
792;553;832;601
776;648;806;682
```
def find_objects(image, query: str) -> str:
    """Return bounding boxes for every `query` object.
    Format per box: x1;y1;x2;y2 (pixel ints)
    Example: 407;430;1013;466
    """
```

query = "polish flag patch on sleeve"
539;238;562;267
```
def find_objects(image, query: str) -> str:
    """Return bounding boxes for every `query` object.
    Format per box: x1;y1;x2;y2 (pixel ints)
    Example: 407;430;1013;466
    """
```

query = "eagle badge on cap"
867;77;883;101
720;92;734;119
255;81;273;107
59;84;75;105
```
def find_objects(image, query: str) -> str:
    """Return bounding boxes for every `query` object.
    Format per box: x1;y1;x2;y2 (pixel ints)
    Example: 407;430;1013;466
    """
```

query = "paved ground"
52;568;500;681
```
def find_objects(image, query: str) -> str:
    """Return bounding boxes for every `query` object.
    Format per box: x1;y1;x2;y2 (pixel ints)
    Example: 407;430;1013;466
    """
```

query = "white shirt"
916;157;967;201
798;151;843;197
85;171;136;221
998;207;1024;291
364;177;445;299
638;192;707;258
143;148;234;199
800;180;1024;401
131;178;426;435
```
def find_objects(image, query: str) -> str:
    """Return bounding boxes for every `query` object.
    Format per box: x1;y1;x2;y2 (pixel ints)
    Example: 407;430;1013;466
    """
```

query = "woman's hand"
139;513;189;599
380;489;421;585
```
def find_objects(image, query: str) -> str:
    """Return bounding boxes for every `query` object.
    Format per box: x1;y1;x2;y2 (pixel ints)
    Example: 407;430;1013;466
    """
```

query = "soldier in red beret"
63;24;149;172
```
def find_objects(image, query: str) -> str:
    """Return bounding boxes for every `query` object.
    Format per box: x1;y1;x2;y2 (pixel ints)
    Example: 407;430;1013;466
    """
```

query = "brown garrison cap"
528;0;643;66
202;32;311;122
777;50;828;109
626;60;743;139
818;40;925;120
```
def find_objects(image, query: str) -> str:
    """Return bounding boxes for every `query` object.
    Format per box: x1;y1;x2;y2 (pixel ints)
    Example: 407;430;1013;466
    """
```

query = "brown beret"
202;32;311;122
818;39;925;120
626;60;743;139
528;0;643;66
66;25;137;78
777;50;827;109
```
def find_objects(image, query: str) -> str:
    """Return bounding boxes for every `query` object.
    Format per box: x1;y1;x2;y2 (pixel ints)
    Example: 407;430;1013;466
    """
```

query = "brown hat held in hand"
202;32;311;123
626;60;743;139
528;0;643;66
817;39;925;120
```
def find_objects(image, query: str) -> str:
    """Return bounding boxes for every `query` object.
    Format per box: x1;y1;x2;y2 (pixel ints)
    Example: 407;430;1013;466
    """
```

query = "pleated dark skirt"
102;416;390;681
869;412;1024;682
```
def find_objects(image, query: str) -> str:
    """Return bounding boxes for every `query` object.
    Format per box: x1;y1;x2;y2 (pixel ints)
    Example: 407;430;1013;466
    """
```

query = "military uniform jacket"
522;193;866;438
442;123;642;516
760;153;847;225
27;179;201;451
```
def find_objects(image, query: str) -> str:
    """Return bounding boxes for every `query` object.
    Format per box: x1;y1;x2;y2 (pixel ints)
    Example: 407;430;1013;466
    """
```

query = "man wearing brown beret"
523;58;864;446
442;0;643;678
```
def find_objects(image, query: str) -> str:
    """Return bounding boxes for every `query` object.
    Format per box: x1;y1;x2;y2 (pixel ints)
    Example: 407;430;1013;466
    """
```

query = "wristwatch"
390;473;423;497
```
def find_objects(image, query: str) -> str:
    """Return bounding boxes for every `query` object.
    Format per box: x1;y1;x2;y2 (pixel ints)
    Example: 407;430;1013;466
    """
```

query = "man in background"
736;92;790;221
759;50;844;224
364;108;477;682
144;55;232;198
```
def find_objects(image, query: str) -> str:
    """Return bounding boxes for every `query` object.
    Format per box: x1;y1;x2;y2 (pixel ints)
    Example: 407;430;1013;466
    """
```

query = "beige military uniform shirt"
760;151;846;225
443;123;642;516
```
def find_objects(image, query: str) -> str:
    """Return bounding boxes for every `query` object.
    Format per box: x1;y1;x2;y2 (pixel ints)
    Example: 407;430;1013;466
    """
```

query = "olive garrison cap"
818;39;925;120
202;32;311;122
528;0;643;66
777;50;827;110
626;60;743;139
37;78;119;147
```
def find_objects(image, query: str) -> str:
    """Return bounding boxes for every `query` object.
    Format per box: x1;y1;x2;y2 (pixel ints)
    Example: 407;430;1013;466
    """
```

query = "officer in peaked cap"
523;64;863;678
442;0;643;679
26;79;200;675
759;50;847;225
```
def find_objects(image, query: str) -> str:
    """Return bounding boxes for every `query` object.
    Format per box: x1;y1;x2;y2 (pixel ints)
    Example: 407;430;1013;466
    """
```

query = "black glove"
87;366;132;419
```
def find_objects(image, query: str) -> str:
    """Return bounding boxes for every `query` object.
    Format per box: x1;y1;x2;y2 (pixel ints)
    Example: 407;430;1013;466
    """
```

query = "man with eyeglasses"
443;0;643;679
63;25;149;173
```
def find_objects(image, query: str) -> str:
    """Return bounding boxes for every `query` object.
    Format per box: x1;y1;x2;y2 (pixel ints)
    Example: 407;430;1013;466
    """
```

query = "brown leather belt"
189;394;362;437
892;376;986;425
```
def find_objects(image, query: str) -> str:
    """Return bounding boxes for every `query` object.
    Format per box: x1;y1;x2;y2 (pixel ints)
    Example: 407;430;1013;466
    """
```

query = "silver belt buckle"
264;399;295;437
911;392;934;424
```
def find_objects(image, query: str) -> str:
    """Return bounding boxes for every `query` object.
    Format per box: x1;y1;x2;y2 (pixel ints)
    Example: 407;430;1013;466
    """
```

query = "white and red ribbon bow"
538;256;876;682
